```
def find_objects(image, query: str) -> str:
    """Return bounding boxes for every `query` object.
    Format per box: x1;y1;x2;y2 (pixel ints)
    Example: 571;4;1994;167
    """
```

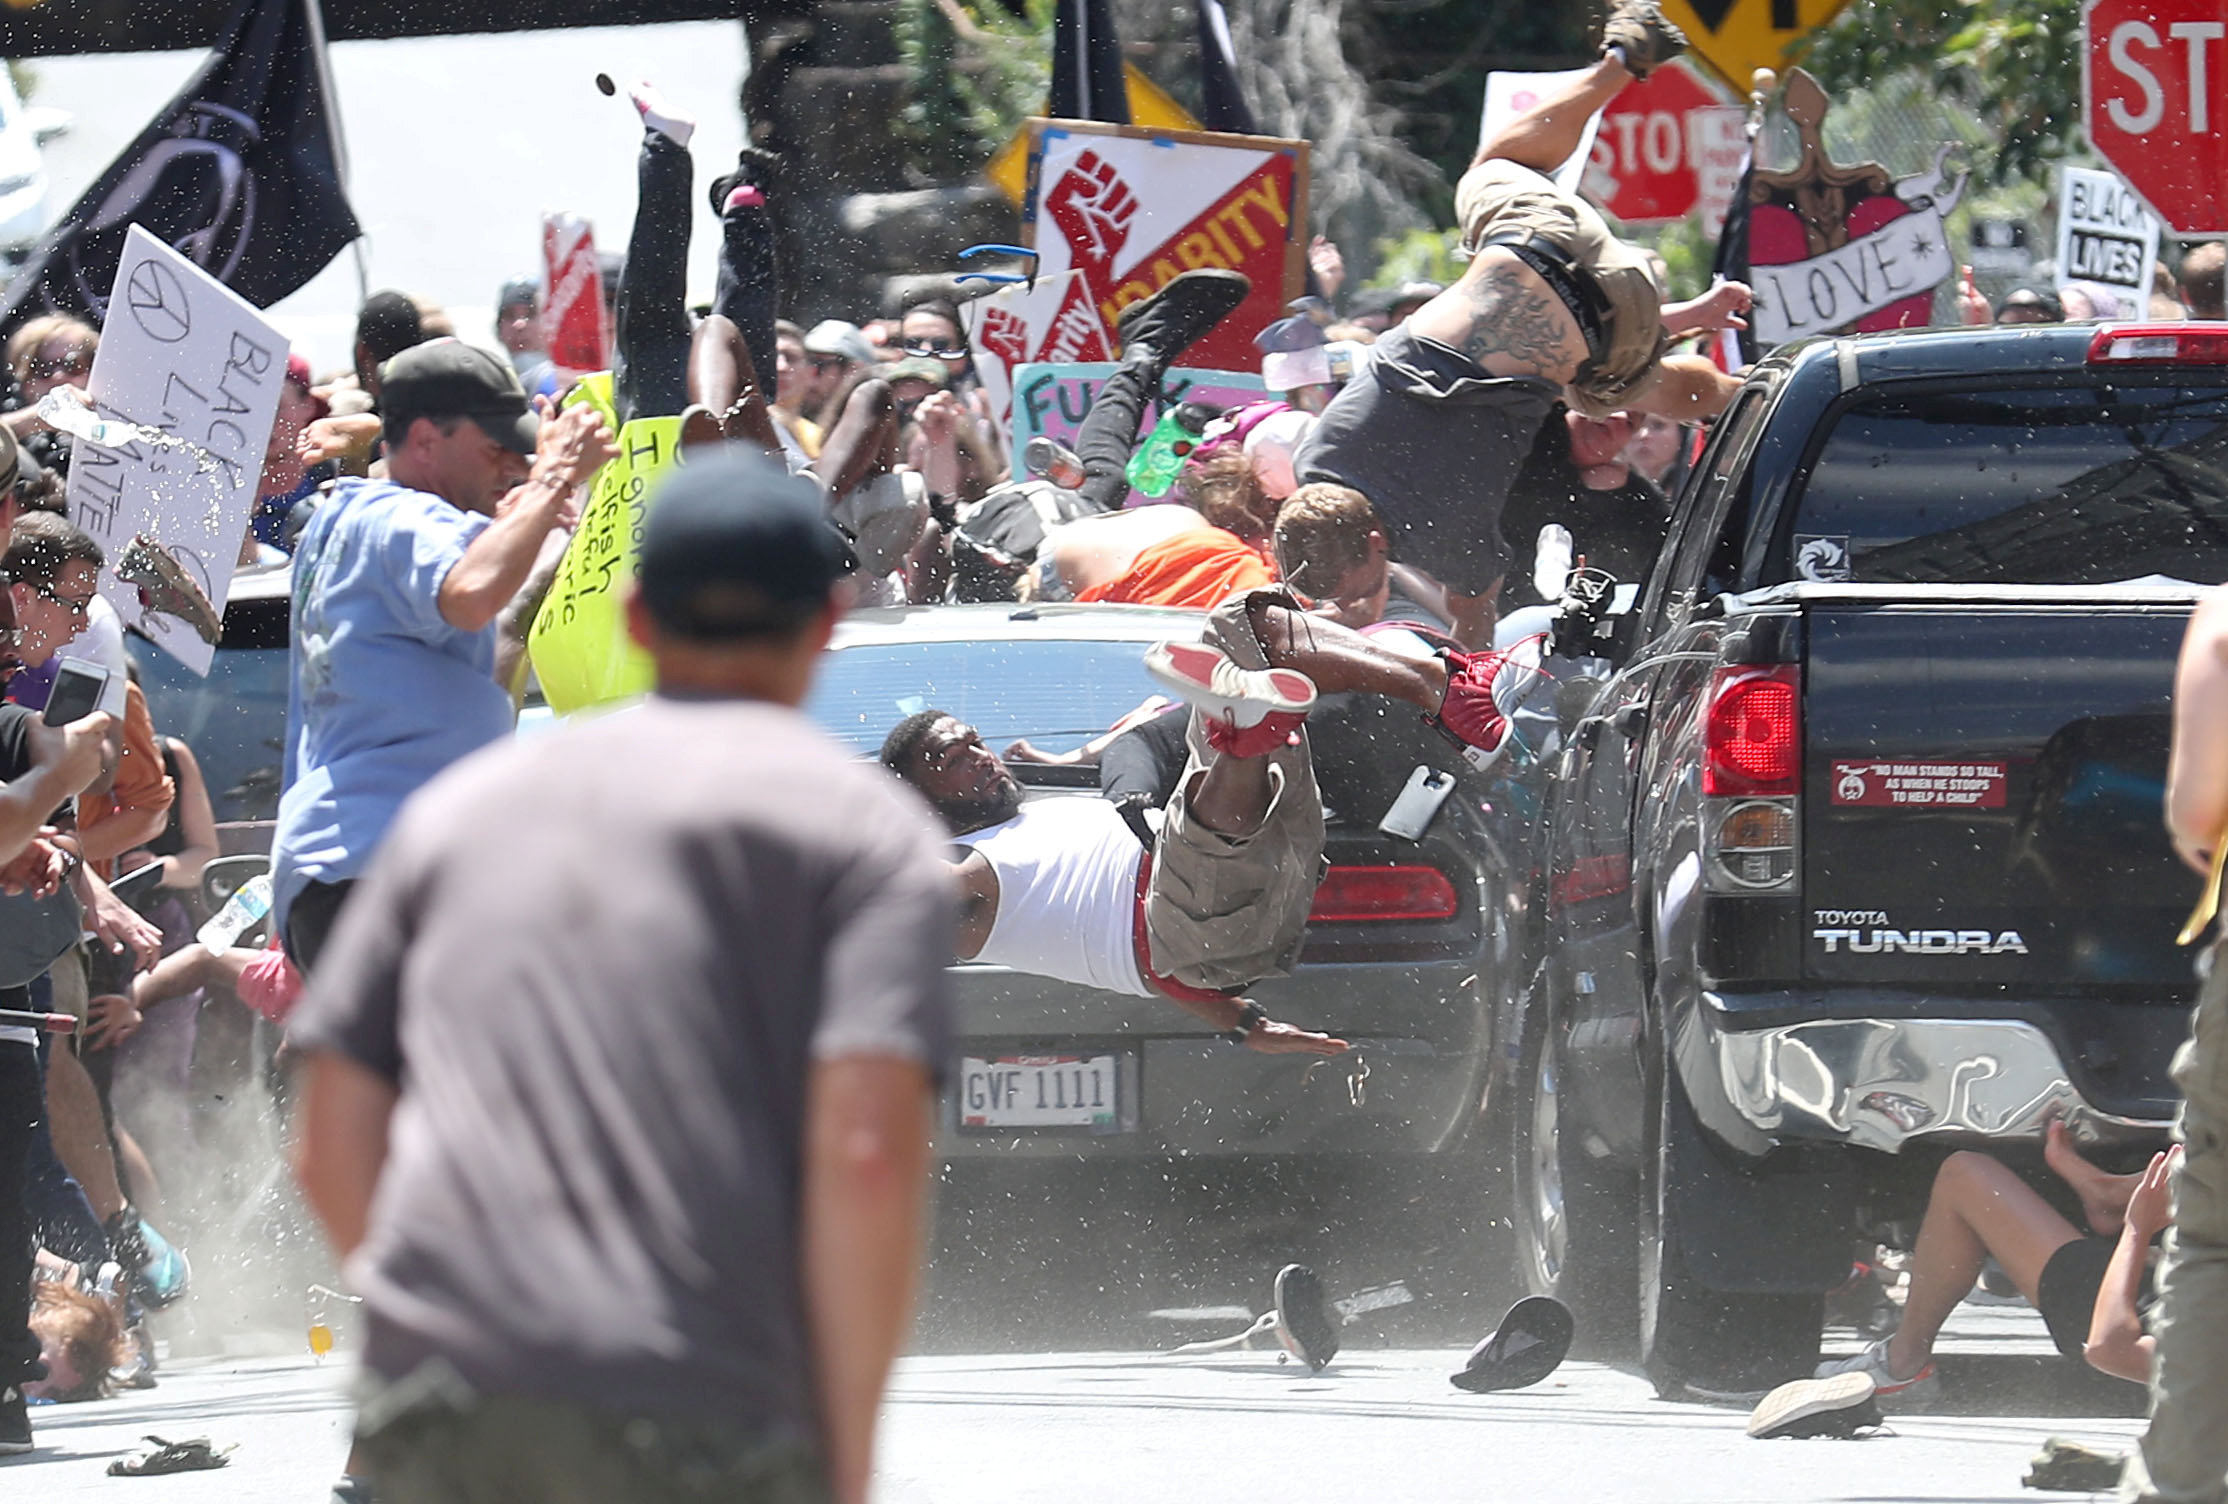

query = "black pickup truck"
1489;321;2228;1397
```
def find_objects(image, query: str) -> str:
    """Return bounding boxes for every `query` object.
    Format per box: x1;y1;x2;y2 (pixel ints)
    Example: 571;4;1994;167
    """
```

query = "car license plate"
959;1053;1122;1131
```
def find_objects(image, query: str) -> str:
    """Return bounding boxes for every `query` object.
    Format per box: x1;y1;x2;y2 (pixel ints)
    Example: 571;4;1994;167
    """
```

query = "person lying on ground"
1293;0;1750;647
1812;1121;2173;1406
878;588;1520;1051
22;1278;127;1404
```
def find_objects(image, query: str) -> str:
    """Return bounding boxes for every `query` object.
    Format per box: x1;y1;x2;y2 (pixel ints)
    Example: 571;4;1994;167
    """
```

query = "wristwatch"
1223;1000;1268;1044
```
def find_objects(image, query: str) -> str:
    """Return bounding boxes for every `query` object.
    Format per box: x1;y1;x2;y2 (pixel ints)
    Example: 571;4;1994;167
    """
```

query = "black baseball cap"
637;450;850;640
380;338;538;455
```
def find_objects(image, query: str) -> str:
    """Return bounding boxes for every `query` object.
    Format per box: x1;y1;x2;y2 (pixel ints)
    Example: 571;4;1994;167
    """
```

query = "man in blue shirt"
274;339;616;972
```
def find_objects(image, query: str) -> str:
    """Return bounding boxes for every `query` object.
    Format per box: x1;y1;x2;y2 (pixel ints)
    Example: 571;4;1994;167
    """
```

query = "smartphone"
42;656;110;727
1379;764;1455;842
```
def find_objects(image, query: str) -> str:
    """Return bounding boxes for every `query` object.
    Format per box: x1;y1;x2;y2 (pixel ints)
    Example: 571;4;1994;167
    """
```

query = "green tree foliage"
894;0;1054;181
1796;0;2083;185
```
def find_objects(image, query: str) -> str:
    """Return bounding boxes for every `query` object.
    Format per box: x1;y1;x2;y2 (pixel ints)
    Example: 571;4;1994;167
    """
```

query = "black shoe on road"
0;1383;32;1454
1601;0;1687;78
1116;269;1251;364
1273;1263;1339;1372
1451;1295;1574;1393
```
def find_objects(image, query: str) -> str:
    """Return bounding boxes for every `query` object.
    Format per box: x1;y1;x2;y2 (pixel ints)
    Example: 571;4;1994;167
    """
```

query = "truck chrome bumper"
1706;1007;2171;1152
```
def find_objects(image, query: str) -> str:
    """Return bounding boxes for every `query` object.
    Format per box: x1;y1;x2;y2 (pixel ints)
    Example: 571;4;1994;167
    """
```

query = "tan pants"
2124;942;2228;1503
1143;589;1328;993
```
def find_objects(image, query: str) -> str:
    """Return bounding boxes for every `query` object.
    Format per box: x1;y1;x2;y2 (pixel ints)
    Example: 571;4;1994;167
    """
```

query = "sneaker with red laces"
1430;634;1546;771
1145;642;1316;758
1812;1337;1940;1410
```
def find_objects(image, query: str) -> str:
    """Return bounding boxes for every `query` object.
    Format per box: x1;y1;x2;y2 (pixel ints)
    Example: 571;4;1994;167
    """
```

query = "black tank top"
145;741;186;858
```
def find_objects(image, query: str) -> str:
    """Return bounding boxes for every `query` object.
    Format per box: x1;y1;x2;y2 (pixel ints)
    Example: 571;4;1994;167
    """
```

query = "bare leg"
686;313;782;457
1886;1151;2083;1380
814;378;899;503
46;1046;124;1223
1186;747;1276;837
1248;598;1450;713
114;1127;161;1220
2045;1118;2143;1235
1477;56;1631;171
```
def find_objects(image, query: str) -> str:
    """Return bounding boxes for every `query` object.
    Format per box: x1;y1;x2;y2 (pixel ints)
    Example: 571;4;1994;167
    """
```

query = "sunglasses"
901;336;969;360
24;352;92;382
28;580;94;615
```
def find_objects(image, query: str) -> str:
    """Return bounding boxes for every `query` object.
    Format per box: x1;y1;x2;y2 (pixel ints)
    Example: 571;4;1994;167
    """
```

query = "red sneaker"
1204;709;1308;759
1146;641;1316;728
1430;634;1546;770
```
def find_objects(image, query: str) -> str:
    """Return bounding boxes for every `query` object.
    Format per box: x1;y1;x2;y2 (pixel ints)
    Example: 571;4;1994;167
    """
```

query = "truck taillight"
2087;324;2228;365
1702;665;1800;797
1307;865;1459;922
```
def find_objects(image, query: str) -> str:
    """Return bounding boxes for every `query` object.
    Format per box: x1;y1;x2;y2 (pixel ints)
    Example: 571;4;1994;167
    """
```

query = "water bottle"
1125;401;1220;497
198;872;273;956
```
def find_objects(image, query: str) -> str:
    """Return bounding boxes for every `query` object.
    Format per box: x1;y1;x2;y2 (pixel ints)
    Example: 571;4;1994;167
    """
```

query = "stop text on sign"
2099;16;2225;132
2083;0;2228;234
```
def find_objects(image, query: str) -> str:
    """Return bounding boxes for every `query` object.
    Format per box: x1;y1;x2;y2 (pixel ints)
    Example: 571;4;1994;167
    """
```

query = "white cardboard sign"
2055;165;2160;319
65;225;283;675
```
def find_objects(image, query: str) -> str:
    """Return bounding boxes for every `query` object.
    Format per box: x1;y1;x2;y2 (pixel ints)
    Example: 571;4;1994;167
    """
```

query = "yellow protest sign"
525;413;679;714
986;65;1202;204
1659;0;1853;94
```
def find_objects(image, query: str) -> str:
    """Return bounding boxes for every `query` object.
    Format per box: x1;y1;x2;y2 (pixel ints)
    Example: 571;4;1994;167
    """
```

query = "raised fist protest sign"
1023;120;1308;373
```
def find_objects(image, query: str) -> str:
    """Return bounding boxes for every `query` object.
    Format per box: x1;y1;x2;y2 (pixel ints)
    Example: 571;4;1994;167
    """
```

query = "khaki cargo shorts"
1453;158;1666;413
1143;588;1328;994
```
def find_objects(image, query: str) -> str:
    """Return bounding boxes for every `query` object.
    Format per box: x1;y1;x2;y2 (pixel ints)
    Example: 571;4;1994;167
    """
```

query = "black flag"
1050;0;1130;124
1709;149;1758;369
1193;0;1258;136
0;0;359;333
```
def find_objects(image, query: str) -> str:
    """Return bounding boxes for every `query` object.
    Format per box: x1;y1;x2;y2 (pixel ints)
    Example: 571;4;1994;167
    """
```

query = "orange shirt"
79;681;176;879
1077;528;1274;609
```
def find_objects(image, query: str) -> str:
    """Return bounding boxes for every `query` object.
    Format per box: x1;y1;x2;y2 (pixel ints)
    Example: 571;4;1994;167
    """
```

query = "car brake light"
1703;665;1800;797
1308;865;1459;922
2087;324;2228;366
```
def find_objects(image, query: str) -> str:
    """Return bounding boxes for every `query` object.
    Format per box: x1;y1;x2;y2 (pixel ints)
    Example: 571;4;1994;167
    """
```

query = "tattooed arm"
1408;253;1589;383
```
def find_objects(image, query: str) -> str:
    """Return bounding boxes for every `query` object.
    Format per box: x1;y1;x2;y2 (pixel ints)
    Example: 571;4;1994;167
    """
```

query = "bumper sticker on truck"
1831;760;2007;808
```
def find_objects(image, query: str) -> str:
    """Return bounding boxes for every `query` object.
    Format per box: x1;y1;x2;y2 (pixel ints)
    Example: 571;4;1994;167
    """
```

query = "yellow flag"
525;412;680;714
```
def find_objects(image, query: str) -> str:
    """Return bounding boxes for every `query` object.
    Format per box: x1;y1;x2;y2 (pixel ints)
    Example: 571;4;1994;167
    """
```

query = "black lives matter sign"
2056;166;2159;308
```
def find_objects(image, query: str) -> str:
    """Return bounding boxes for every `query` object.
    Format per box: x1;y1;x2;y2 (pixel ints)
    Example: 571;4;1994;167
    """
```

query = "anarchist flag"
1051;0;1130;125
1709;148;1758;371
1193;0;1259;137
0;0;360;333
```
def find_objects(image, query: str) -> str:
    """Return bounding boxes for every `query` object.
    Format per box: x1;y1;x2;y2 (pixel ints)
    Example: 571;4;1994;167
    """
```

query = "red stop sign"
1587;62;1726;224
2084;0;2228;234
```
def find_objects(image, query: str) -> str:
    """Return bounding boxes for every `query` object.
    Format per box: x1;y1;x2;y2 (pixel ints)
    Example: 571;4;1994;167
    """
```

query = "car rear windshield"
807;638;1162;756
1788;383;2228;585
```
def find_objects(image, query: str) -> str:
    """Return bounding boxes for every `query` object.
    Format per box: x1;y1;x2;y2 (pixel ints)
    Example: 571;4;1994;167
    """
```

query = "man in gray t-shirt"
292;452;954;1504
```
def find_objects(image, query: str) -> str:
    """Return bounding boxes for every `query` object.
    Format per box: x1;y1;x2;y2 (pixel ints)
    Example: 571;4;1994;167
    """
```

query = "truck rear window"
1788;385;2228;585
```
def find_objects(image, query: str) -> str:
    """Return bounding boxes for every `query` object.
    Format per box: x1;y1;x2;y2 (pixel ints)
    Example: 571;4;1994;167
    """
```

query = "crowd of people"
0;1;2225;1499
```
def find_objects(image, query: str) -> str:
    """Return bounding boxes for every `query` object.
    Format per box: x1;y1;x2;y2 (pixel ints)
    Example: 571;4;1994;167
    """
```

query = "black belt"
1477;233;1613;368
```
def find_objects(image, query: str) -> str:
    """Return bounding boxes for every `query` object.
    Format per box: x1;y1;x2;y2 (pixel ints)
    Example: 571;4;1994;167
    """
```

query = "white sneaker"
630;79;695;147
1748;1371;1881;1439
1813;1336;1939;1410
1144;641;1316;729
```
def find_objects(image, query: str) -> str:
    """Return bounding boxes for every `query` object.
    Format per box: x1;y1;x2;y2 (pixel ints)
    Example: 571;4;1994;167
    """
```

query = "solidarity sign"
1023;120;1308;373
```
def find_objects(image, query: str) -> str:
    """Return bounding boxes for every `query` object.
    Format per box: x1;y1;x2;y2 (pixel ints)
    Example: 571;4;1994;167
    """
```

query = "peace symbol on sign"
123;257;192;344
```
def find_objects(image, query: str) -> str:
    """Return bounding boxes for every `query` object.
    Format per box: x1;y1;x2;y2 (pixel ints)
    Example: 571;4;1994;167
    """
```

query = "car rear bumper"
937;960;1489;1158
1694;989;2177;1155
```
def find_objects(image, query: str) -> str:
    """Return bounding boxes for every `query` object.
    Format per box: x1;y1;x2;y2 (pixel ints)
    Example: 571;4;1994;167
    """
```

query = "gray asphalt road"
4;1309;2148;1503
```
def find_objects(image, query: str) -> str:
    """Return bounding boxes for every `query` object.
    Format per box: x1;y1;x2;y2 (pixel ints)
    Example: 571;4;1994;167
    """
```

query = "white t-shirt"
956;797;1150;997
